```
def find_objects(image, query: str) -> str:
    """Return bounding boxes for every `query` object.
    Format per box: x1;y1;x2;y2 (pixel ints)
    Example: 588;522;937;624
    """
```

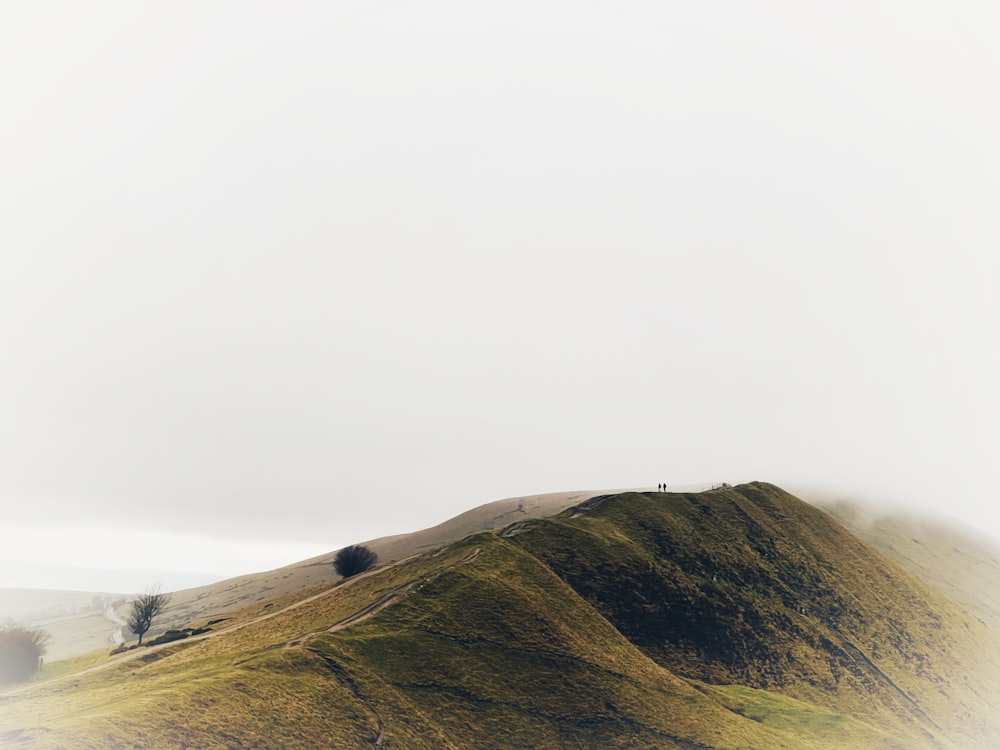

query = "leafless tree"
127;586;171;645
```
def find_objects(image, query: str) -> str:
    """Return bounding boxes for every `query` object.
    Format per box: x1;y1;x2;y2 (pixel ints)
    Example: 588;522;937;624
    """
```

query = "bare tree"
127;586;171;645
334;545;378;578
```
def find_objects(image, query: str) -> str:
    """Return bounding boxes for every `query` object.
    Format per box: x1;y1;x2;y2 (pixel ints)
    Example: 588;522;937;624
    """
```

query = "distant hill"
819;499;1000;628
3;483;998;748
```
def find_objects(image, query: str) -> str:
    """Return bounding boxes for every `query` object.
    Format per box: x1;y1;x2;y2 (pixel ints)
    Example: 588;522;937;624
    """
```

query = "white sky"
2;2;999;586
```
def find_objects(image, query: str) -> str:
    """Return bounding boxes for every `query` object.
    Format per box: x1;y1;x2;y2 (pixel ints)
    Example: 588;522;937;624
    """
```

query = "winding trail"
280;547;480;750
103;606;128;647
283;547;481;651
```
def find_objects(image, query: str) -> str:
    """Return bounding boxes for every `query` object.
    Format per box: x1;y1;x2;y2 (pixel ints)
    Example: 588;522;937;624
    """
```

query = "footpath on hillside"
5;547;485;694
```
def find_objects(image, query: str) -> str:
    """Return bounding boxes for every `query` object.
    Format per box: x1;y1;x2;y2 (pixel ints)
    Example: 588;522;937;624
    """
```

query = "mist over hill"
0;561;223;594
3;483;998;749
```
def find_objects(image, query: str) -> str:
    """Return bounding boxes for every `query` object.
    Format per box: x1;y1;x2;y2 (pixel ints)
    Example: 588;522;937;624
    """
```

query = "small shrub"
0;625;48;684
334;545;378;578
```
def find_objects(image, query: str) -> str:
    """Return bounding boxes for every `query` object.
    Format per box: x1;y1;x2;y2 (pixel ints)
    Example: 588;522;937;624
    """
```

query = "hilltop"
2;483;998;748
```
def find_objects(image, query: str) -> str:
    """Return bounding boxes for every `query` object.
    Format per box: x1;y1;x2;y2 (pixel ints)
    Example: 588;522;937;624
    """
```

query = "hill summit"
3;482;999;749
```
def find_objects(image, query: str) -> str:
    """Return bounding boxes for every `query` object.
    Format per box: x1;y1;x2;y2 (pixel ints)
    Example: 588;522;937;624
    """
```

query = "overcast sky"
2;2;998;586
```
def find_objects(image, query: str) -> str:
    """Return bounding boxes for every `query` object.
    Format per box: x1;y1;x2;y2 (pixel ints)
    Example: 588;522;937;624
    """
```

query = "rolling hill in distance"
2;483;999;748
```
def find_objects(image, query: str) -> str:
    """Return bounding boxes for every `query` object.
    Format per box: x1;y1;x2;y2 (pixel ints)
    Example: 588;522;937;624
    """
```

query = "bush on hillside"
0;624;49;684
334;545;378;578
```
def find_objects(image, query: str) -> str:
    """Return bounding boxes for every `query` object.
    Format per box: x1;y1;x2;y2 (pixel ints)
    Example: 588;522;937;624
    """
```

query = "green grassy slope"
510;483;1000;748
138;490;605;653
0;537;789;749
2;484;997;749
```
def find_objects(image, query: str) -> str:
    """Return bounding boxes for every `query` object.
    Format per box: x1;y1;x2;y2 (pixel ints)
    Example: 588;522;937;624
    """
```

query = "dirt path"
283;547;481;651
282;581;419;651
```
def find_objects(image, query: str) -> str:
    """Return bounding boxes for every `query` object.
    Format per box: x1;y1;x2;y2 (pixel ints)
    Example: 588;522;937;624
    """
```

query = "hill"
0;490;604;662
148;489;605;641
2;483;998;748
819;500;1000;628
508;484;1000;747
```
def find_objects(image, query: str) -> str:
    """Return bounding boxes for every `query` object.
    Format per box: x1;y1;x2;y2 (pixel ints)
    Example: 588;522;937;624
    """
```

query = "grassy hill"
146;490;608;647
2;483;998;748
1;490;605;665
509;484;1000;747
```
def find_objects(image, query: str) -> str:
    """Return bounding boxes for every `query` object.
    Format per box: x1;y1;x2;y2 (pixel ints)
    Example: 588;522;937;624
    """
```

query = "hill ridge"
3;483;999;748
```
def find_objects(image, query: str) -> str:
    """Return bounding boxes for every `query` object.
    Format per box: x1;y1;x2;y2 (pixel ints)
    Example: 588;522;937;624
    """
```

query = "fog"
2;2;998;587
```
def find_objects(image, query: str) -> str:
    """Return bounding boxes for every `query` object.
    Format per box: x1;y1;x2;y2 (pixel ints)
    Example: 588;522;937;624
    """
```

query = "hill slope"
2;490;605;662
150;490;606;641
2;483;998;749
819;499;1000;628
509;484;1000;747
